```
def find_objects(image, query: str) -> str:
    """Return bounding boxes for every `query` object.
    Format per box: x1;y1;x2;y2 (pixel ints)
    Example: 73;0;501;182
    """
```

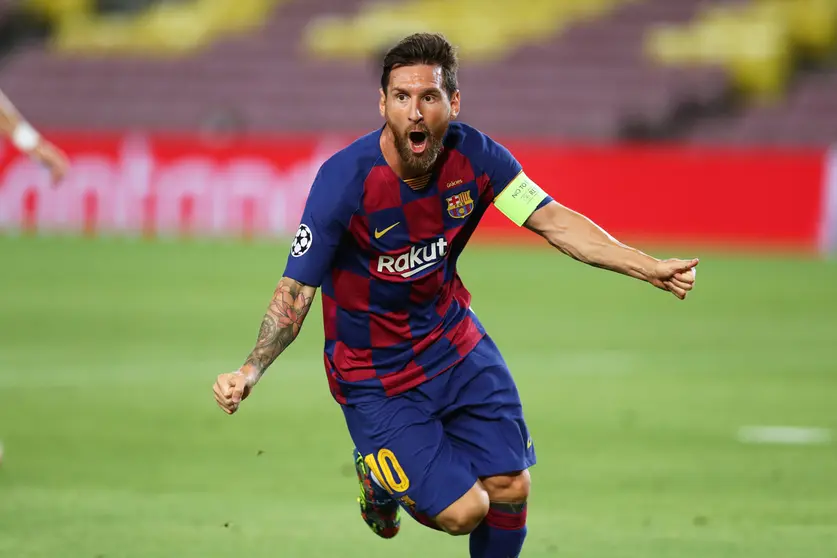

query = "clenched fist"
650;258;699;300
213;370;255;415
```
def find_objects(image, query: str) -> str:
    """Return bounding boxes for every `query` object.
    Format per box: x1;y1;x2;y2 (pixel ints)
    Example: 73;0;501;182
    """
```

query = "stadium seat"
644;0;837;100
302;0;642;61
23;0;94;23
3;0;832;145
753;0;837;61
24;0;286;56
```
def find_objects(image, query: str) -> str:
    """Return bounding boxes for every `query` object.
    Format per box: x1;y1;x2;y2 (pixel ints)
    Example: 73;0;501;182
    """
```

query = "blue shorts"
341;335;536;518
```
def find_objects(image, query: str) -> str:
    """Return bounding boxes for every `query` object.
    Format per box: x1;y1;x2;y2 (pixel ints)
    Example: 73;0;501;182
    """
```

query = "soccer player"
213;33;698;557
0;88;69;183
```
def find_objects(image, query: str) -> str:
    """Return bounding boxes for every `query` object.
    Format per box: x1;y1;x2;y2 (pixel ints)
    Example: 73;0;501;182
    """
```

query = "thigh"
342;394;476;518
442;336;537;478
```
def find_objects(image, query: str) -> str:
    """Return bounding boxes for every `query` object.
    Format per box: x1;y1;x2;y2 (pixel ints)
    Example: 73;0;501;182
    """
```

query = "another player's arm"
0;89;27;137
240;277;318;383
0;88;69;183
494;171;698;299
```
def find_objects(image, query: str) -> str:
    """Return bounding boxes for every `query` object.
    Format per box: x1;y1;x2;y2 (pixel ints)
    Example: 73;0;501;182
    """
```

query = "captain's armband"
493;171;549;227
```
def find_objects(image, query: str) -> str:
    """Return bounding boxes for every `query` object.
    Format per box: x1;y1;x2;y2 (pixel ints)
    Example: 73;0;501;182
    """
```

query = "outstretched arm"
0;88;69;183
476;134;698;300
524;200;698;299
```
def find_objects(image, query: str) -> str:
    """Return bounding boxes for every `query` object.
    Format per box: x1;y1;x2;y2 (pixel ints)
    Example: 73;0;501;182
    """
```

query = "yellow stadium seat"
43;0;284;56
752;0;837;60
23;0;95;23
302;0;640;62
728;19;793;100
645;0;834;102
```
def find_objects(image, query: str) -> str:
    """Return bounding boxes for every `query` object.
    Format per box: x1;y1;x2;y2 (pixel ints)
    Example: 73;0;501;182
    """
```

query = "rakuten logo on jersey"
377;238;448;278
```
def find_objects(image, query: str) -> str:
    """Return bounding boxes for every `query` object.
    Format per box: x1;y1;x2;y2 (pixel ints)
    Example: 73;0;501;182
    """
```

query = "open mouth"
408;131;428;154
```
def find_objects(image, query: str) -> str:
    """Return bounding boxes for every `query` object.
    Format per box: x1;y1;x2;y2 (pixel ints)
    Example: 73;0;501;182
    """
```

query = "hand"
29;140;70;185
649;258;699;300
213;370;254;415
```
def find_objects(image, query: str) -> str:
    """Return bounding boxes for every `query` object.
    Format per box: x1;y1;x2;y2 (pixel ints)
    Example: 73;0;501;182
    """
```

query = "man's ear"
450;90;461;120
379;88;386;118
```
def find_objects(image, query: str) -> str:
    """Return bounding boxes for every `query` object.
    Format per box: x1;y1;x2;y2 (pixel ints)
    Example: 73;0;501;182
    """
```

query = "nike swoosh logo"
374;222;400;239
527;438;533;449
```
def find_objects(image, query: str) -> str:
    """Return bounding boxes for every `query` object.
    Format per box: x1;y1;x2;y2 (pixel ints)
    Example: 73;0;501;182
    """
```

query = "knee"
481;469;531;503
435;486;490;536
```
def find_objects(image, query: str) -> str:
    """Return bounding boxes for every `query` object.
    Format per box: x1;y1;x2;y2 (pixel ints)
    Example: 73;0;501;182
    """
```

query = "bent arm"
524;200;659;283
239;277;317;383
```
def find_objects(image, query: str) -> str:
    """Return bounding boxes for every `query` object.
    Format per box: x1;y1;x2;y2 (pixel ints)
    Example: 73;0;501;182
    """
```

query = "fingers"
675;258;700;273
213;373;242;415
662;278;690;300
213;377;234;414
34;143;70;185
669;285;687;300
670;277;692;291
49;163;68;184
214;389;233;414
673;271;695;284
231;378;246;406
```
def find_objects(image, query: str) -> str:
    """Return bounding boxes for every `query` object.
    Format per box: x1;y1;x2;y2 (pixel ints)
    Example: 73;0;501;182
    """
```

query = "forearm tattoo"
244;278;314;374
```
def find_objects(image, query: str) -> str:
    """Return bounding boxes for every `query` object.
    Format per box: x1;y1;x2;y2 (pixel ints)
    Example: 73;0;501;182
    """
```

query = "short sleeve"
283;162;358;287
471;131;554;227
479;134;525;199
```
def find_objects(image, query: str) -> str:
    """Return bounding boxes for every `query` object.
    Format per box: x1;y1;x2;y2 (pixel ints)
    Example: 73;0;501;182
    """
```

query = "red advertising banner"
0;133;345;239
0;133;828;250
477;142;827;250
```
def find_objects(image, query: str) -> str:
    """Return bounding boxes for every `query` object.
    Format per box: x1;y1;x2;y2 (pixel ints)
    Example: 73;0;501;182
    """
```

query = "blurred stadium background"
1;1;836;557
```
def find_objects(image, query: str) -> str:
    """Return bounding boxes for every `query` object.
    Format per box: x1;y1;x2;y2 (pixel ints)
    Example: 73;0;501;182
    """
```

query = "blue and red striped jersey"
283;122;552;404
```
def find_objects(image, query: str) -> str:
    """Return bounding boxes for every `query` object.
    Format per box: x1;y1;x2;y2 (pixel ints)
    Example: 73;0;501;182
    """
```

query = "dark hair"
381;33;459;98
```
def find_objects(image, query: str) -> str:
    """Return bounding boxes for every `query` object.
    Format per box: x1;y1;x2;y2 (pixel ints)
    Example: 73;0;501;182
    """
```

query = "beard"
390;122;445;176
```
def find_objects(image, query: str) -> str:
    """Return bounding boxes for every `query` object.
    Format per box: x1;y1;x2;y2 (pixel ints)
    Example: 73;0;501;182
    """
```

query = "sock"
469;502;528;558
369;469;385;489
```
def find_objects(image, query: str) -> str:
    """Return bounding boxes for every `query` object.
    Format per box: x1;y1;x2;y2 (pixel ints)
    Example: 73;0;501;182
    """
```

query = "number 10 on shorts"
364;449;410;493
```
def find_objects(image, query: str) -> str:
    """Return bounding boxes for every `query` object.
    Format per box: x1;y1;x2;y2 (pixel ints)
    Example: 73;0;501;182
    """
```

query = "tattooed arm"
239;277;317;383
213;277;317;414
213;154;355;414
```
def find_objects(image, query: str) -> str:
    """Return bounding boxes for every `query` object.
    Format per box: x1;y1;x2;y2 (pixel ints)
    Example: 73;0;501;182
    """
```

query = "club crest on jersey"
446;190;475;219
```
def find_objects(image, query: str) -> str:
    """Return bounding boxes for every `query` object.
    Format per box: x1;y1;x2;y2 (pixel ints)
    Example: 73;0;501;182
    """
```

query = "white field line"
737;426;833;445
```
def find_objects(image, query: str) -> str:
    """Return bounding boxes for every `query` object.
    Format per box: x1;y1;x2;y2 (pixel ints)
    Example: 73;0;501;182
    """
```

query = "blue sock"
469;502;528;558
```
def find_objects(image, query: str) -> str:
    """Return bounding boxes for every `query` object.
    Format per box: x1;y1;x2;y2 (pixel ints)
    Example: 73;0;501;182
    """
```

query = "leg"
469;470;531;558
432;481;490;536
342;391;478;539
439;335;536;557
427;469;531;538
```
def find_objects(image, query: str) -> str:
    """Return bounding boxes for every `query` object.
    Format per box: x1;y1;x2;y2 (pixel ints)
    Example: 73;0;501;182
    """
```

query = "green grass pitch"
1;234;836;557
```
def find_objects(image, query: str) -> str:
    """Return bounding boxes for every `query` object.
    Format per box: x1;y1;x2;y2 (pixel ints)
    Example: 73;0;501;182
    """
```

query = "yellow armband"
493;171;548;226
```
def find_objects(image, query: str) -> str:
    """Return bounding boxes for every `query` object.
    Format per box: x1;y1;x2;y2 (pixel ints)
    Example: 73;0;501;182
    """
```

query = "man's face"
380;64;460;175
